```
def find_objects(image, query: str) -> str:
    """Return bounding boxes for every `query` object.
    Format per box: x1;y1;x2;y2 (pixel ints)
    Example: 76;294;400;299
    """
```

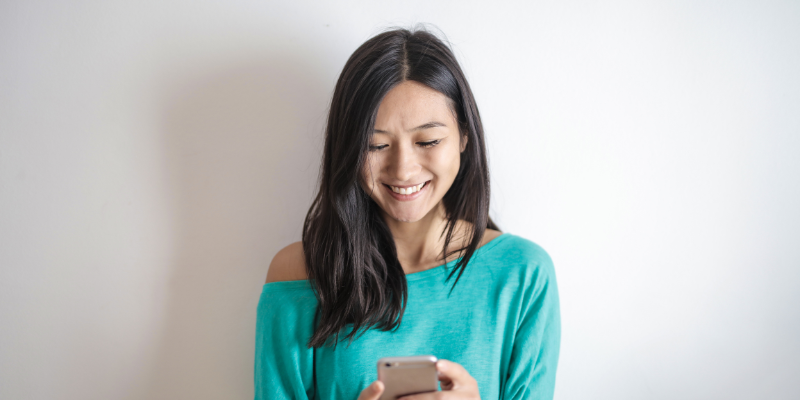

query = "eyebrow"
373;121;447;134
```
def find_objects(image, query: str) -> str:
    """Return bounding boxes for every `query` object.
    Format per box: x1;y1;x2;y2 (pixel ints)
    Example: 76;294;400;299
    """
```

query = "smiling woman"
255;27;560;400
361;80;466;230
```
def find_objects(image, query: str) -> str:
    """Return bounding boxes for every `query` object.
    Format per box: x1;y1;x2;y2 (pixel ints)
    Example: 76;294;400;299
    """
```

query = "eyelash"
369;140;441;152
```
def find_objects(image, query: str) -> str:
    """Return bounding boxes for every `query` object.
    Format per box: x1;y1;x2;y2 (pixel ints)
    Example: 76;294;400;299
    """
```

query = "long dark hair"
302;27;498;349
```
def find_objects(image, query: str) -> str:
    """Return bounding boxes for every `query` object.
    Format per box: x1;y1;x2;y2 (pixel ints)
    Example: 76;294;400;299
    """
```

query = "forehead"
374;81;456;129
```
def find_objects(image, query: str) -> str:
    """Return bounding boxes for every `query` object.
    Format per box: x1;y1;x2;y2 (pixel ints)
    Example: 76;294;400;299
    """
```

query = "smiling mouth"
383;180;430;195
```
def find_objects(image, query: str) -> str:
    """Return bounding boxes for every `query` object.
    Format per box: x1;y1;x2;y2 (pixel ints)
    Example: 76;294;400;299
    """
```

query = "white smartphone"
377;355;439;400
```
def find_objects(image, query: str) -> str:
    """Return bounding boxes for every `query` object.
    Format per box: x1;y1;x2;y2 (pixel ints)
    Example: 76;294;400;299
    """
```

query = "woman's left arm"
502;253;562;400
395;252;561;400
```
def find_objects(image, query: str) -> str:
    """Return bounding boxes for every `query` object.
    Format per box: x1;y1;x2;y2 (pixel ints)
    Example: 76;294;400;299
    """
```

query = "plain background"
2;1;799;399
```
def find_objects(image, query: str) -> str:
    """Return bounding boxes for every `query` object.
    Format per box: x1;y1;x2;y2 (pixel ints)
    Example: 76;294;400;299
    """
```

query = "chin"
386;209;426;223
390;214;422;223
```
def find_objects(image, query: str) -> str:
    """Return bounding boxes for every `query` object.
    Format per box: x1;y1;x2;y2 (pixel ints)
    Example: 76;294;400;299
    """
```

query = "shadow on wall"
138;47;330;399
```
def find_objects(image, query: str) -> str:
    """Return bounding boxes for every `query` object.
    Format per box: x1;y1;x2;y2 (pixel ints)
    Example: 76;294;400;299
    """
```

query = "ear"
460;132;469;153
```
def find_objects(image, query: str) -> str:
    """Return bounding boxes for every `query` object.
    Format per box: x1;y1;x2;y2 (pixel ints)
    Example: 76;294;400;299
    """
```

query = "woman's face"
360;80;467;224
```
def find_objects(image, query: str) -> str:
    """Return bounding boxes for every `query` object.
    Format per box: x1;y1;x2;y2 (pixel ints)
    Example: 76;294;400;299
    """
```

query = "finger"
357;380;384;400
436;359;472;385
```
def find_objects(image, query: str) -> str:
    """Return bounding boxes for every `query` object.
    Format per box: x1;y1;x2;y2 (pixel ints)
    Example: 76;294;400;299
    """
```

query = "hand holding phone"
357;357;481;400
376;355;439;400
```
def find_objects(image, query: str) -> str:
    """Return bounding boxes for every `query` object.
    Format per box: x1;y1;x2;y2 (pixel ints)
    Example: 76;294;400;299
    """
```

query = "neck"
381;202;469;274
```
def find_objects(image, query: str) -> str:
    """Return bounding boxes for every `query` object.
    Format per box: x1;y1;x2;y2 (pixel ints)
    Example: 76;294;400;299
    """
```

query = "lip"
383;180;430;201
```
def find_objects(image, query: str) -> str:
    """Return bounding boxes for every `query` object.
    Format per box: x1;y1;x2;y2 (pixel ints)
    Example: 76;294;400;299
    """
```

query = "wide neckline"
262;232;512;291
404;232;510;282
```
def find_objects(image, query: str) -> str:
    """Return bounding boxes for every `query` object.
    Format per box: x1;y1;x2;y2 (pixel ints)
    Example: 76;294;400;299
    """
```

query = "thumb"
359;380;384;400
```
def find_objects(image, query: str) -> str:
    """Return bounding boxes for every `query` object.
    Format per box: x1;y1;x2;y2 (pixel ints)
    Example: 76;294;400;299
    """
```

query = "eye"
368;140;441;152
369;145;387;152
419;139;442;148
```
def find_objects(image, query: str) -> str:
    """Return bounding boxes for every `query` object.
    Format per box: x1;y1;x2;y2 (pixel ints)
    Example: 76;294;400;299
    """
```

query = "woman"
255;27;560;400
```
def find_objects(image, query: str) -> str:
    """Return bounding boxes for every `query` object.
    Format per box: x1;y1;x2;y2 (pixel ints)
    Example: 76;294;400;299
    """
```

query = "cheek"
431;146;461;180
360;154;380;189
359;165;371;190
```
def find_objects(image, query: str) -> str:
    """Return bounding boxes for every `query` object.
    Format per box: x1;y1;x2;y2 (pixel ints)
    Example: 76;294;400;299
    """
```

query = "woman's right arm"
262;243;400;400
255;243;315;400
265;241;308;283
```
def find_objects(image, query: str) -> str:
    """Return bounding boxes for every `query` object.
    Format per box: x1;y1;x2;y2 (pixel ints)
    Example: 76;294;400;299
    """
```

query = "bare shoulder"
481;228;503;247
456;218;502;248
265;241;308;283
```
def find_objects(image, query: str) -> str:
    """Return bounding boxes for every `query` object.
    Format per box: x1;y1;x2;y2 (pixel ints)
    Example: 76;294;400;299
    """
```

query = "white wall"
1;1;798;399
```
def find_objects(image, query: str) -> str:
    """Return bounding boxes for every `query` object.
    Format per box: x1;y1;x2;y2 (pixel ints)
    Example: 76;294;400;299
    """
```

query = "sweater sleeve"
254;282;318;400
502;246;562;400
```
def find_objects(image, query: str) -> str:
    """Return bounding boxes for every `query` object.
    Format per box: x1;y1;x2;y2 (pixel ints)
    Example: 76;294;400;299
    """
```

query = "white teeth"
390;181;426;195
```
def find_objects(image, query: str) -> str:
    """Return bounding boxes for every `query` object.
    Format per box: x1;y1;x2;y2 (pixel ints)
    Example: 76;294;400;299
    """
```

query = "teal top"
254;233;561;400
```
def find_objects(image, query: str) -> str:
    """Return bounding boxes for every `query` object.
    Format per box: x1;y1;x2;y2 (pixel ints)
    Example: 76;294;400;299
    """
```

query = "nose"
386;141;420;183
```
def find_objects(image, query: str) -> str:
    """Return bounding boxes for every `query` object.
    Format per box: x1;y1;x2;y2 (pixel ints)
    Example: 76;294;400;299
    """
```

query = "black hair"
302;26;498;349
